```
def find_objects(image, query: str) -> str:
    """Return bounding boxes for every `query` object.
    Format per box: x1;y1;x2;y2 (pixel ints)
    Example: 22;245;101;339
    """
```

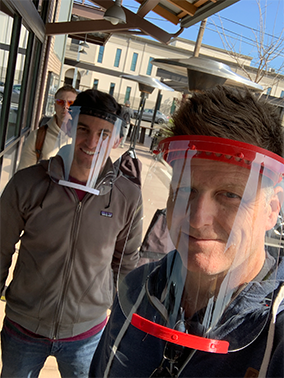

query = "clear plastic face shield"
118;135;284;358
48;106;122;195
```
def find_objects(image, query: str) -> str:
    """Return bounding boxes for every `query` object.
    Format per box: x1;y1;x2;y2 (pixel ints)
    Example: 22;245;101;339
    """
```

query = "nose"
189;193;215;229
85;131;99;150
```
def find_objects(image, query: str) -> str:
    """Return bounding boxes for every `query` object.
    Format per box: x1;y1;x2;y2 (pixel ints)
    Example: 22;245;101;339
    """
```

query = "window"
146;57;154;75
70;38;79;52
109;83;115;96
124;86;131;102
130;53;138;71
93;79;99;90
266;87;272;95
114;48;122;67
280;90;284;98
97;46;104;63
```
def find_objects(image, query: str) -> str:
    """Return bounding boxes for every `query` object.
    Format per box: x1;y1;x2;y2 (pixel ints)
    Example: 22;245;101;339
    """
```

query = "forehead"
78;114;114;131
172;158;251;185
56;90;76;100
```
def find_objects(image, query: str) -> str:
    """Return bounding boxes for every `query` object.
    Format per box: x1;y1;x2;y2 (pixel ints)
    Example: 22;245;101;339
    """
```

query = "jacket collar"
45;154;120;195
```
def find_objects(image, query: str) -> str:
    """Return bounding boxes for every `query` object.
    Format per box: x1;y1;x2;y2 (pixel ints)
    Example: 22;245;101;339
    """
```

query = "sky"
121;0;284;72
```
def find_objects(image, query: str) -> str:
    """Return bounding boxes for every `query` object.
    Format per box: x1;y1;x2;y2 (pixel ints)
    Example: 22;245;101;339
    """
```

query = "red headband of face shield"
154;135;284;185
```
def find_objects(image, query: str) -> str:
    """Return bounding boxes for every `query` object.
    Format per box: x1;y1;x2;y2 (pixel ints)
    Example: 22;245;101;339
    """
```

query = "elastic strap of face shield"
71;106;122;125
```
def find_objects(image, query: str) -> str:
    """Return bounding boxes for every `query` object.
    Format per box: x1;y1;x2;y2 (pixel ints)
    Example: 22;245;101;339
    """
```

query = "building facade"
61;33;284;117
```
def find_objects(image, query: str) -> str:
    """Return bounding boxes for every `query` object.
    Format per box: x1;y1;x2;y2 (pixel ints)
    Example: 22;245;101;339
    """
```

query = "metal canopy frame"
45;0;240;45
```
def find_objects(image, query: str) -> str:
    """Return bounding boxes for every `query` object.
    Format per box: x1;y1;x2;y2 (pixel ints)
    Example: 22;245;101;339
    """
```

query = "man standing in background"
18;84;77;170
120;100;134;148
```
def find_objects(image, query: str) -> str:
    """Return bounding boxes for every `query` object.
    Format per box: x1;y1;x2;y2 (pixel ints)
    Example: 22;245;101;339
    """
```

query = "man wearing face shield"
90;86;284;378
0;89;143;377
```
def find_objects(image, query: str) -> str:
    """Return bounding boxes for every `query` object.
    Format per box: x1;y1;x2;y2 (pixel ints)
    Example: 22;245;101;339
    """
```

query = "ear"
112;136;123;149
265;186;284;230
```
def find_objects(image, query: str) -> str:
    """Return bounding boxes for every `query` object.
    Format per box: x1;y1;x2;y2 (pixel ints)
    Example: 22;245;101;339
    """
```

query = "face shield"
118;135;284;356
48;106;122;195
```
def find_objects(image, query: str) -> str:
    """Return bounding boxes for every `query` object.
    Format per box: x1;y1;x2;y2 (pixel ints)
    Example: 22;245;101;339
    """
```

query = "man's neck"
69;167;88;184
55;114;62;128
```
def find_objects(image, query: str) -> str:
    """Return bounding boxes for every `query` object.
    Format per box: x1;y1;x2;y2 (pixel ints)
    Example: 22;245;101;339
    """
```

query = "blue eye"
222;192;242;200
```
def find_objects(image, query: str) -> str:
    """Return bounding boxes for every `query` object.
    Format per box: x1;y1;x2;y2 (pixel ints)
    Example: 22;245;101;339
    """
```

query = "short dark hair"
55;85;77;98
170;86;284;157
73;89;121;116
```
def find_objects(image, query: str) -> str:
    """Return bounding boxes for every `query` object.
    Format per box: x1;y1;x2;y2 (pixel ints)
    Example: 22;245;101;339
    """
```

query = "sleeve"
111;191;143;279
17;130;38;170
0;175;25;294
89;295;122;377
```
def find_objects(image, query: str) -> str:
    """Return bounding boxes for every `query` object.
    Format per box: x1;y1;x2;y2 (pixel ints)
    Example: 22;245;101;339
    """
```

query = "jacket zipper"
52;199;83;339
51;168;116;338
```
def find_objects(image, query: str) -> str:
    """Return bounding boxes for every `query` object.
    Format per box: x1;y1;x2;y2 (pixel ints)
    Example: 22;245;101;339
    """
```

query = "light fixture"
78;48;87;54
79;34;89;48
103;0;126;25
79;41;89;48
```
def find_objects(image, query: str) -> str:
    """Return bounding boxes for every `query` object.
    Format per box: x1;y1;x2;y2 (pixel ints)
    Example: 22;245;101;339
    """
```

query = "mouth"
190;235;214;241
188;234;223;244
82;148;97;156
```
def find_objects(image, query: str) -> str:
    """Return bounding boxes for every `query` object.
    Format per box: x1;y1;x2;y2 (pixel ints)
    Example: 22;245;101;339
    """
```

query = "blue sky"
121;0;284;71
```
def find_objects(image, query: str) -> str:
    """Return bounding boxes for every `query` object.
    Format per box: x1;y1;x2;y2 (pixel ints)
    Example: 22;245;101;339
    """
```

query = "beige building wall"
169;38;253;67
62;33;284;116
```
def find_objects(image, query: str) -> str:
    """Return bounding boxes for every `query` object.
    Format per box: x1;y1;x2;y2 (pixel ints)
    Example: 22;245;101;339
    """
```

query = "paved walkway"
0;138;170;377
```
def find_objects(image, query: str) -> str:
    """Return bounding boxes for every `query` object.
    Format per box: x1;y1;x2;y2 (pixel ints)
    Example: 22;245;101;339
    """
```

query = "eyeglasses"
55;99;74;107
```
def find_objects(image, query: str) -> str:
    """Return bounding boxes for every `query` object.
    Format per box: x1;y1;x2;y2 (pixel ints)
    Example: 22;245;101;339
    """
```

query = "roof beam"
3;0;45;42
93;0;176;43
181;0;239;28
137;0;160;17
72;2;104;19
46;19;130;36
167;0;197;16
135;0;181;24
194;0;217;5
152;4;180;24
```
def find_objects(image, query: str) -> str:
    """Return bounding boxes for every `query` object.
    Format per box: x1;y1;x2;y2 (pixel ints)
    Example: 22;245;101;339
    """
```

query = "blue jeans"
1;317;104;378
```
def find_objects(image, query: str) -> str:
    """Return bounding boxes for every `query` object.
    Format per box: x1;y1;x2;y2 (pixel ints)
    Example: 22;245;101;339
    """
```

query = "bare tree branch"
212;0;284;89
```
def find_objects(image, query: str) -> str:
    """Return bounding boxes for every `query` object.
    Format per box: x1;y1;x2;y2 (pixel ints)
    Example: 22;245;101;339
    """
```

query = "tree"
212;0;284;87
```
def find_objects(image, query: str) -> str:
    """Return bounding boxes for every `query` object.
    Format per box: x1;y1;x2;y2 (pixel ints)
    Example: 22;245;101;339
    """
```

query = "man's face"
166;158;279;283
54;90;77;126
70;114;117;182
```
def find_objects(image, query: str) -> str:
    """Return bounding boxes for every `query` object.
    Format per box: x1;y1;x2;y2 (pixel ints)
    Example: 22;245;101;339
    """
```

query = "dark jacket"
0;156;143;339
90;251;284;378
